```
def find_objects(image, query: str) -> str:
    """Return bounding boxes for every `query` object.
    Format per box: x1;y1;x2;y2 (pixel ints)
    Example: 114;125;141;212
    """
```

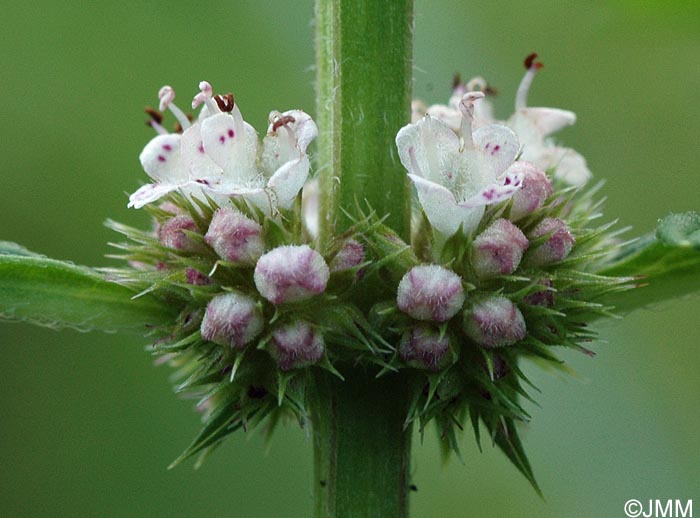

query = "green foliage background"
1;1;699;516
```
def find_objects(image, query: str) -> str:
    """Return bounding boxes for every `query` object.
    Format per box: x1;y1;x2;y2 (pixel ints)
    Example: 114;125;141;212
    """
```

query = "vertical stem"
315;0;414;246
310;369;414;518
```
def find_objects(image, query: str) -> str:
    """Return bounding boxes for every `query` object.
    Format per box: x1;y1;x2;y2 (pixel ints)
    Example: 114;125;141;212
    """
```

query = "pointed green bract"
0;250;177;333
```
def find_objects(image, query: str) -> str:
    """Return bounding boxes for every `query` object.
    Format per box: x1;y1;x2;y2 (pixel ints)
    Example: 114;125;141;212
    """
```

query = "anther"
524;52;544;70
144;107;163;125
214;93;235;113
271;114;296;132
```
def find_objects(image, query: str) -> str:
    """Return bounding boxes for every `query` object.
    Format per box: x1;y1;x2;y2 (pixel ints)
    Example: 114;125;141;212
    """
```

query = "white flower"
507;53;591;187
410;56;591;187
130;81;318;213
396;92;524;237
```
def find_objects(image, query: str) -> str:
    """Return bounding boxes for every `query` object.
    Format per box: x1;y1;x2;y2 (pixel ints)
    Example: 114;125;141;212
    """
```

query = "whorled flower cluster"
108;65;632;484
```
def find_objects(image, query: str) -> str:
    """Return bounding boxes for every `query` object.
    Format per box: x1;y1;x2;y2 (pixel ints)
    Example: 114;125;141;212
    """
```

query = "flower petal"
201;110;259;184
472;124;520;179
543;146;591;187
128;182;183;209
139;134;187;182
408;174;484;236
459;165;524;208
518;107;576;137
267;156;311;209
396;116;461;185
180;122;222;181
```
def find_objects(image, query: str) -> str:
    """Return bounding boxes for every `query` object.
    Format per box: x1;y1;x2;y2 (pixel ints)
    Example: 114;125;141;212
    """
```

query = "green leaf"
0;251;177;333
597;212;700;313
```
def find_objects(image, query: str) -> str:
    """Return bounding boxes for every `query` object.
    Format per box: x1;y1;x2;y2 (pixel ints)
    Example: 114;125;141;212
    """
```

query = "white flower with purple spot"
129;81;318;213
396;92;524;238
507;54;591;187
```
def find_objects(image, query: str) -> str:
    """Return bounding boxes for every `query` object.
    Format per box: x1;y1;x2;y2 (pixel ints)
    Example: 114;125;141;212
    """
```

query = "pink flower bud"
254;245;330;304
270;321;324;371
186;267;211;286
523;278;554;307
201;292;264;349
508;162;552;221
205;208;264;265
329;239;365;272
471;219;529;279
527;217;575;266
158;215;201;251
397;265;465;322
464;296;526;348
400;325;450;371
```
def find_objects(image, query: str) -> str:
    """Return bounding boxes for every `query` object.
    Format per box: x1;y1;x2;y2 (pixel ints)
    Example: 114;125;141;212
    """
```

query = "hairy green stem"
310;369;413;518
315;0;414;246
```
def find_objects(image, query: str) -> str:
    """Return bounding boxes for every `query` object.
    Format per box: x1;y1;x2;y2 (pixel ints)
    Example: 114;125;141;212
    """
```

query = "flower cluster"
109;67;632;484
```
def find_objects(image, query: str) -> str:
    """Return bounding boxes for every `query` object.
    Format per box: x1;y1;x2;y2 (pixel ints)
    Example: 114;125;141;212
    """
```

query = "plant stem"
315;0;414;246
310;369;414;518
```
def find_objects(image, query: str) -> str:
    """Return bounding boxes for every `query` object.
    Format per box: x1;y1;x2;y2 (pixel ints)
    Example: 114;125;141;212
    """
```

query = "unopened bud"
527;217;575;266
205;208;264;265
270;321;324;371
254;245;330;304
397;265;465;322
158;215;201;251
201;292;264;349
399;325;450;371
508;162;552;221
464;296;526;348
329;239;365;272
471;219;529;279
186;267;211;286
523;278;554;307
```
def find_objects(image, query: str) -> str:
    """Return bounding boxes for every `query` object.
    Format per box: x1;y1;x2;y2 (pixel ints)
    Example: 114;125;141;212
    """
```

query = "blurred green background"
2;1;699;516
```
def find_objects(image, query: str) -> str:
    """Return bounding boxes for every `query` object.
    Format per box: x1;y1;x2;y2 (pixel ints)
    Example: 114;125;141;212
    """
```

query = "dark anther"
272;115;296;132
452;73;462;90
319;480;327;488
524;52;544;70
247;385;268;399
409;484;418;492
214;93;235;113
484;85;499;96
144;106;163;126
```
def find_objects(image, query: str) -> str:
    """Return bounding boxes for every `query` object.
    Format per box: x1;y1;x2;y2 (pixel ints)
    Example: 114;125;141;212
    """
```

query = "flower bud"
158;215;202;251
254;245;330;304
527;217;575;266
186;267;211;286
464;296;526;348
399;325;451;371
205;208;264;265
471;219;529;279
201;292;264;349
508;162;552;221
270;321;324;371
397;265;465;322
523;278;554;307
329;239;365;272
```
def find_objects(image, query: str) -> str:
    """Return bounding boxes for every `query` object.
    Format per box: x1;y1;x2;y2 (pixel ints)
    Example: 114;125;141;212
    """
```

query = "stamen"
192;81;213;109
158;85;191;130
144;107;168;135
268;111;298;151
271;114;296;132
458;91;484;150
466;76;486;92
515;53;544;111
214;93;235;113
192;80;220;115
